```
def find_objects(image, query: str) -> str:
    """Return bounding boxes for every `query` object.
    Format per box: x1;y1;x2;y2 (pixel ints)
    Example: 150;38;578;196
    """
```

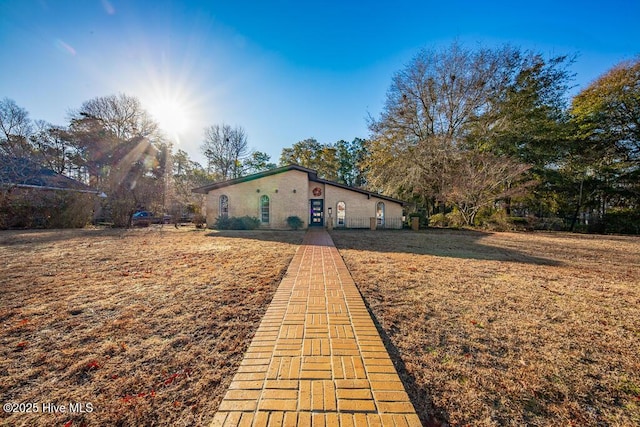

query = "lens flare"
54;39;76;56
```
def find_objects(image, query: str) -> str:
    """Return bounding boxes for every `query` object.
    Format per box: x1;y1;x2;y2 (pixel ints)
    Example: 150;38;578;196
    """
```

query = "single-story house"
1;156;99;228
0;156;97;194
192;164;404;229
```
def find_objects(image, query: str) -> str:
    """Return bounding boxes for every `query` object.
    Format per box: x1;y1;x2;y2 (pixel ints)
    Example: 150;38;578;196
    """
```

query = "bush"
286;216;304;230
475;208;534;231
604;209;640;234
214;215;260;230
428;213;448;227
193;213;206;228
0;189;93;229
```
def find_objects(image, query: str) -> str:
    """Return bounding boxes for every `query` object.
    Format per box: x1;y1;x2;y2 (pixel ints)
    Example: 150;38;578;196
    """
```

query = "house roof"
192;164;405;205
0;156;97;193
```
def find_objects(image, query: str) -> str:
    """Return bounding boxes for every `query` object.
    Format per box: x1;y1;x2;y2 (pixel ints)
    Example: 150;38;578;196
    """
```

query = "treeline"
280;44;639;234
0;93;283;228
0;94;205;227
2;42;638;233
369;43;639;233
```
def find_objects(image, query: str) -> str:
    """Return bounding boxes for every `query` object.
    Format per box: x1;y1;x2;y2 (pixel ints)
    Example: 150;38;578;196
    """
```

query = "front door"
310;199;324;227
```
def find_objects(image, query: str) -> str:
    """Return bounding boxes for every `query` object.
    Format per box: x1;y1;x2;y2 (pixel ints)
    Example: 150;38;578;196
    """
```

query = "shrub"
428;213;448;227
445;209;466;228
475;208;534;231
214;215;260;230
193;213;206;228
0;189;93;229
604;209;640;234
286;216;304;230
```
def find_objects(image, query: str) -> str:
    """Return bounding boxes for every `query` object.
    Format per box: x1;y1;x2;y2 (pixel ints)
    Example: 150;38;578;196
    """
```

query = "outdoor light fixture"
328;207;332;215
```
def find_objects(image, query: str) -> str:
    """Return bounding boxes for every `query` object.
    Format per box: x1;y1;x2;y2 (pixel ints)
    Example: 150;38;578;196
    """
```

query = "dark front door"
310;199;324;227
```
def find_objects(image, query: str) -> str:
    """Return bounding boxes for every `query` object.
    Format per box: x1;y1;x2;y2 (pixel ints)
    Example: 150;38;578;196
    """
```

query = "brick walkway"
211;229;421;426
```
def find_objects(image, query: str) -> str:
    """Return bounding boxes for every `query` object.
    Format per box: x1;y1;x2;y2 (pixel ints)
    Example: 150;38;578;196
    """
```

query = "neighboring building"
0;156;97;194
192;164;404;229
1;156;98;228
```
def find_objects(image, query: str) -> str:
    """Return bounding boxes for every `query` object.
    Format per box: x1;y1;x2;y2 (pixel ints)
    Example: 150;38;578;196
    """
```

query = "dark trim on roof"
1;155;98;193
192;164;404;205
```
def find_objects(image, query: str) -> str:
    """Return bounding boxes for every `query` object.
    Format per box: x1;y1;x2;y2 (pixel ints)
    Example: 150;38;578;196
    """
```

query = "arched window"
336;201;346;226
376;202;385;226
260;195;270;223
219;195;229;218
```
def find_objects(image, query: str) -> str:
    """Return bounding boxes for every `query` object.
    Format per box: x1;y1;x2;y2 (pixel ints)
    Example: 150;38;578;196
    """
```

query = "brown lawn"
331;229;640;427
0;227;304;427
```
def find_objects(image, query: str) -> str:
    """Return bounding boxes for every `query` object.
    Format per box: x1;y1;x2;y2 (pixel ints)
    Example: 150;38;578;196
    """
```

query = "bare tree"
0;97;33;157
201;124;249;180
65;94;167;226
73;93;159;141
30;120;72;174
446;151;534;225
367;43;549;216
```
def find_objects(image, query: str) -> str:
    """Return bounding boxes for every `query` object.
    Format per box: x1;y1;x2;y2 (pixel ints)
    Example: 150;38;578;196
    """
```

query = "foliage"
285;215;304;230
61;94;169;227
279;137;368;186
367;43;560;223
335;138;368;187
427;213;447;227
604;208;640;234
446;151;534;225
168;149;209;221
242;151;277;175
214;215;260;230
566;58;640;231
0;188;93;229
474;207;533;231
280;138;339;180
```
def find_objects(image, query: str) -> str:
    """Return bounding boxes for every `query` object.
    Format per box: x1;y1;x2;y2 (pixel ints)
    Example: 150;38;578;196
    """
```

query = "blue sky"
1;0;638;166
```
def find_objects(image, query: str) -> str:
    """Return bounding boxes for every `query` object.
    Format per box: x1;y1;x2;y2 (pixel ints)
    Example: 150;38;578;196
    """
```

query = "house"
1;156;98;228
0;156;97;194
192;164;404;229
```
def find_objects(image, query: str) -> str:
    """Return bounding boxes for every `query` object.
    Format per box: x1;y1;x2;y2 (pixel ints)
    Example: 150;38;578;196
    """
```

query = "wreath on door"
312;187;322;197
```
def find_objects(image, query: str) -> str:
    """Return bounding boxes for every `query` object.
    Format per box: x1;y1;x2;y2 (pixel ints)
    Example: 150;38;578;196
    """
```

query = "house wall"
203;169;404;230
323;184;403;229
204;170;310;229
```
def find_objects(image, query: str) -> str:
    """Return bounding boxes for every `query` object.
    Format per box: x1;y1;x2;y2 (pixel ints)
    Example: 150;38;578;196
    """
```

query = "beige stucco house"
192;164;404;229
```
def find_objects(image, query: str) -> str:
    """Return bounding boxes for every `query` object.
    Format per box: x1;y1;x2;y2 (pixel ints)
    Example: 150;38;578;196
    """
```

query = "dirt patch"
0;227;303;426
331;229;640;427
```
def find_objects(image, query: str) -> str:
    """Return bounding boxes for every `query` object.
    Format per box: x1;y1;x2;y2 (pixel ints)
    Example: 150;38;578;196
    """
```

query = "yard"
331;229;640;426
1;227;639;426
0;227;304;427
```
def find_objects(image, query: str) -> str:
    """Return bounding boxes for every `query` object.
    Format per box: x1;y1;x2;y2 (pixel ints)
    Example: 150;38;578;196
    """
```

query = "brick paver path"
211;229;421;426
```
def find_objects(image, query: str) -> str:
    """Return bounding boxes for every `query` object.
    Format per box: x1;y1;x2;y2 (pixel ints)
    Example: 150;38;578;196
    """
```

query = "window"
219;195;229;218
376;202;385;226
337;201;346;226
260;195;270;223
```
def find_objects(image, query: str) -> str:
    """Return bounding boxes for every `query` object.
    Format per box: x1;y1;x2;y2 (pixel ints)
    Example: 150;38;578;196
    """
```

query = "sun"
149;98;190;138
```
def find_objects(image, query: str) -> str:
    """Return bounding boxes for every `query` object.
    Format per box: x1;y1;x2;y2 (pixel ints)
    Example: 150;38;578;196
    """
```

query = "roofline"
192;164;405;205
313;177;405;205
192;164;318;194
2;183;100;194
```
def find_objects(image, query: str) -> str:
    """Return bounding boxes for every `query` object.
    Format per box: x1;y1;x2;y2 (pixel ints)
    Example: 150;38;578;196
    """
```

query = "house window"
376;202;385;226
337;201;346;226
260;195;270;223
219;195;229;218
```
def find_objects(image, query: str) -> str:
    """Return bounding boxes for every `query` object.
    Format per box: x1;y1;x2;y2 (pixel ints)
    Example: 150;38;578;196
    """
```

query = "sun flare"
149;98;190;138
